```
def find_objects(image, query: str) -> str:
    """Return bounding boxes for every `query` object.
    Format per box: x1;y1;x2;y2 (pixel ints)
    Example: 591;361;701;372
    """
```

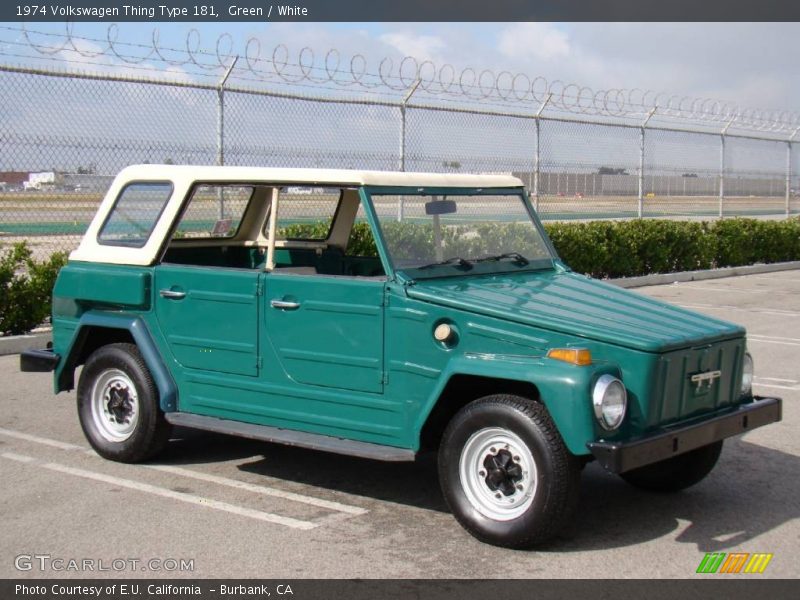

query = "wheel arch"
419;374;541;452
56;312;178;412
416;356;612;456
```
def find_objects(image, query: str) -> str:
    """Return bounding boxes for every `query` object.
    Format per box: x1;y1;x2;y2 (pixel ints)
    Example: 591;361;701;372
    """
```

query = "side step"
164;412;416;462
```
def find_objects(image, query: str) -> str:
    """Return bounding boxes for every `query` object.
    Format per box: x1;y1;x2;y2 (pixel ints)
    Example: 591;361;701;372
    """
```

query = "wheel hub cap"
483;449;523;496
458;427;538;521
90;369;139;442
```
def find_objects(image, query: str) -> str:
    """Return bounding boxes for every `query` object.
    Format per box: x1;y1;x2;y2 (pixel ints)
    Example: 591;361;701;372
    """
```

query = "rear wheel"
77;343;170;463
438;394;580;549
620;441;723;492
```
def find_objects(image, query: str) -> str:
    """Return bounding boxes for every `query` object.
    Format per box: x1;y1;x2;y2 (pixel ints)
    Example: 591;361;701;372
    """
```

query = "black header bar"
2;579;798;600
3;0;800;22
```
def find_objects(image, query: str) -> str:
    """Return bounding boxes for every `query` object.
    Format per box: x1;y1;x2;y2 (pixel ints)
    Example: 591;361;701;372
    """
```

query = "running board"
164;412;416;462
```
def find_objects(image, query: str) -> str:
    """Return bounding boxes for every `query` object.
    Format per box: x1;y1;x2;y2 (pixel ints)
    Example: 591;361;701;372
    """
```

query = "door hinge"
381;372;389;385
255;279;264;296
256;356;263;370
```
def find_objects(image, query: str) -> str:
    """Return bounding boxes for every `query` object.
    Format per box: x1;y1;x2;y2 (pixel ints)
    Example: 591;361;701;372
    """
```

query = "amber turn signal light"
547;348;592;366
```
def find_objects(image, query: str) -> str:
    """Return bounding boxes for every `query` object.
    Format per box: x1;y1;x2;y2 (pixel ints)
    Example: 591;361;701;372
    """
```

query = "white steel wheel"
77;343;170;463
90;368;140;442
458;427;537;521
438;394;581;549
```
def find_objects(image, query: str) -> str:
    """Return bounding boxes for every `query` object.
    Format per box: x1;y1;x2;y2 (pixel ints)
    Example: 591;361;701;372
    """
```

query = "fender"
56;311;178;412
414;353;621;455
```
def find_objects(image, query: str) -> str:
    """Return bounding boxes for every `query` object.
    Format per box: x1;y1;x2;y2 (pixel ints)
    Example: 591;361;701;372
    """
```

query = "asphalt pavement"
0;271;797;579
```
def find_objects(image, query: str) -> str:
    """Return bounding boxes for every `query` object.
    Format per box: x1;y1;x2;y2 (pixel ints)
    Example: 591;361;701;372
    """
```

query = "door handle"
270;299;300;310
159;289;186;300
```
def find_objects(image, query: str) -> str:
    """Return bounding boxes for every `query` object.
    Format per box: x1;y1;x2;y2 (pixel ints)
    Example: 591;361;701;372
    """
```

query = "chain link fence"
1;26;799;260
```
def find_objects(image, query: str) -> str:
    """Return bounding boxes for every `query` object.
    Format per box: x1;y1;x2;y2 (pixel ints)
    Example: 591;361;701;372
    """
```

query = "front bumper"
587;396;782;474
20;348;60;372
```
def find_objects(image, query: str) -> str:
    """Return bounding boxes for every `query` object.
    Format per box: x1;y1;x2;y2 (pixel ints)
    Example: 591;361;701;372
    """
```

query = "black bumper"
20;348;60;372
587;396;782;474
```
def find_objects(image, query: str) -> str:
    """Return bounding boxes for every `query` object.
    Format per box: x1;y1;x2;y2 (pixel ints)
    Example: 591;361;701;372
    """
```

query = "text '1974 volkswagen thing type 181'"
21;165;782;548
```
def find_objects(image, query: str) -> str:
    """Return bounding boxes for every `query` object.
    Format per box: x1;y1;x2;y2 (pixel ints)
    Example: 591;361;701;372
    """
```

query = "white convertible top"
70;165;524;265
111;164;524;188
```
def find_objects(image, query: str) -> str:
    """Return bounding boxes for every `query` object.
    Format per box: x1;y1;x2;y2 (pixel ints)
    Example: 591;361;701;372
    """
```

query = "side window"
98;182;172;247
271;186;341;240
346;204;379;258
173;185;253;239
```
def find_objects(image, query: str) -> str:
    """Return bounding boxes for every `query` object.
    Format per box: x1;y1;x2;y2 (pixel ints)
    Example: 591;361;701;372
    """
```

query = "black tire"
438;394;581;549
77;343;170;463
620;441;723;492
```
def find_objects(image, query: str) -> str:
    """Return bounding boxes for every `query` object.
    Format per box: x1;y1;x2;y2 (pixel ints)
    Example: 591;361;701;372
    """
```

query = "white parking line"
753;376;800;391
146;464;368;516
0;427;368;517
677;303;800;317
0;427;86;451
1;452;317;530
749;334;800;343
677;285;769;294
748;338;800;347
748;275;800;282
754;383;800;391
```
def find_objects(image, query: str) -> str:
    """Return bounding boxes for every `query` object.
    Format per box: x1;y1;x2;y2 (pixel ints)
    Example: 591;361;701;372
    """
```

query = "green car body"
22;165;782;547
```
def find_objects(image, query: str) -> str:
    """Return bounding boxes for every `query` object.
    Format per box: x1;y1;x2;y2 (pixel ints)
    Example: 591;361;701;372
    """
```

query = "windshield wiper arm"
474;252;530;266
418;256;474;270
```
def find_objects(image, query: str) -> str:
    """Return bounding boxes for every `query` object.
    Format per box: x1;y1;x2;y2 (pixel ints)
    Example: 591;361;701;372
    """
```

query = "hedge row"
0;243;67;336
282;217;800;279
546;218;800;278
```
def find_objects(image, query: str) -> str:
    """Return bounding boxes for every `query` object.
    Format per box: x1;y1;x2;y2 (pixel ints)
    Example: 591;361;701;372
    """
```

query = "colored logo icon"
696;552;773;574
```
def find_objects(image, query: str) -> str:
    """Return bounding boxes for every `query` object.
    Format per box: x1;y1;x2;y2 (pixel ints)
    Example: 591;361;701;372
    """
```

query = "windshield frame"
361;185;558;281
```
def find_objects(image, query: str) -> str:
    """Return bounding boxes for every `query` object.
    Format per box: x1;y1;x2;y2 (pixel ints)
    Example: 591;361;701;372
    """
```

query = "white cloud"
378;31;446;62
497;23;570;61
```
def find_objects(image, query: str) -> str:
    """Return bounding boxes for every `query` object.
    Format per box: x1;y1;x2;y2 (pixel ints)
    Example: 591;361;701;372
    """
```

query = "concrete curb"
0;331;51;357
610;260;800;288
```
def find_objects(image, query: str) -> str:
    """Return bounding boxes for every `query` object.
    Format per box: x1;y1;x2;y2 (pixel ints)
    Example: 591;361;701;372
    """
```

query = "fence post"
788;128;800;218
532;93;552;213
719;117;736;219
397;79;421;221
638;108;657;218
216;55;239;219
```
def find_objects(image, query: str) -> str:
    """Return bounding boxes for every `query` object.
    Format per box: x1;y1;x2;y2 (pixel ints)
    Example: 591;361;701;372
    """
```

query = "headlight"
593;375;627;430
741;352;754;396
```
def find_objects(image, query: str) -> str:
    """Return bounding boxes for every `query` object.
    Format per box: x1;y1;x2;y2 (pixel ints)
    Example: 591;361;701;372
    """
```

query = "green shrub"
712;217;800;267
544;220;719;278
0;242;68;336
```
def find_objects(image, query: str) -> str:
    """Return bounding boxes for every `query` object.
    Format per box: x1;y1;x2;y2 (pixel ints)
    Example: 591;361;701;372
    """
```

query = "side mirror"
425;199;457;215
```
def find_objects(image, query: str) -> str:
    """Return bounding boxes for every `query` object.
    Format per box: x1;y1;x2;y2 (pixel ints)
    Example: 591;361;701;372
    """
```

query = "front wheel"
620;441;723;492
77;343;170;463
438;395;580;549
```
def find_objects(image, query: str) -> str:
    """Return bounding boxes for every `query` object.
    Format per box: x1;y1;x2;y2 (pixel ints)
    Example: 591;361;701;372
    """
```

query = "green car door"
153;264;260;377
263;273;384;394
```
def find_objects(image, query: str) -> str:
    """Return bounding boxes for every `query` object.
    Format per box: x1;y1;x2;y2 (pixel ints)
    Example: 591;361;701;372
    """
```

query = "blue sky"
1;21;797;176
3;21;799;113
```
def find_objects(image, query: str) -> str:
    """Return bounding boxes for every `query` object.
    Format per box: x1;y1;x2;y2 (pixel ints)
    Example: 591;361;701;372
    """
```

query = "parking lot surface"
0;271;797;579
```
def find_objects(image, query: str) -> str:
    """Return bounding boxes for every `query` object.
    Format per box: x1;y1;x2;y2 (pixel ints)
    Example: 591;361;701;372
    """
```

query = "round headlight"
741;352;754;396
593;375;627;431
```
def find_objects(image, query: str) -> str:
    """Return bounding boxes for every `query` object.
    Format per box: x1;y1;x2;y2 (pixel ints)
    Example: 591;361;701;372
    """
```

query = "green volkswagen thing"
21;165;782;548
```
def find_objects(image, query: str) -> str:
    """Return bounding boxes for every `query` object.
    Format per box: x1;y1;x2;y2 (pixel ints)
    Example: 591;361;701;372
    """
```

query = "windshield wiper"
418;256;474;270
474;252;530;266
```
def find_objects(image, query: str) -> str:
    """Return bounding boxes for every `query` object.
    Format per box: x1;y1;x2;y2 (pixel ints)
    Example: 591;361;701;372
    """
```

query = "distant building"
0;171;30;189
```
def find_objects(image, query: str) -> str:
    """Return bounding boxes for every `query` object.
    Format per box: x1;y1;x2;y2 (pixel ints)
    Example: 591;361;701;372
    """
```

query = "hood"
405;270;744;353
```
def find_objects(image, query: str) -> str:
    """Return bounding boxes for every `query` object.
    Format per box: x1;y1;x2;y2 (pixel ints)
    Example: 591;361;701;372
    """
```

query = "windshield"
367;190;554;276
